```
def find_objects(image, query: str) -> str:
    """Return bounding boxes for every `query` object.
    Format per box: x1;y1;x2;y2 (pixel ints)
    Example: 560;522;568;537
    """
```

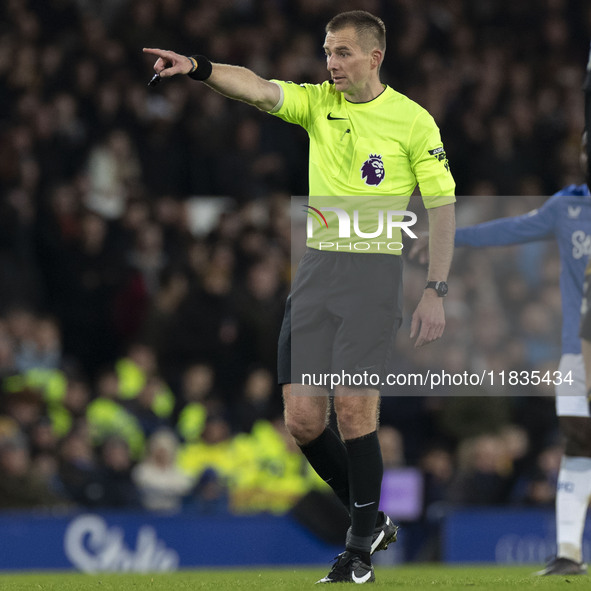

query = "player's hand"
410;290;445;348
143;48;193;78
408;231;430;264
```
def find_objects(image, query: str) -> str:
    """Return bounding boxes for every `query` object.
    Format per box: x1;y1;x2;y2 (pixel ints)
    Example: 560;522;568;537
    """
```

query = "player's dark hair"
326;10;386;52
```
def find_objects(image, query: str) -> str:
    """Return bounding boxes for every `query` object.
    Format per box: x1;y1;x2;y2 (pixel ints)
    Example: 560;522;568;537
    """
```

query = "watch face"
437;282;448;297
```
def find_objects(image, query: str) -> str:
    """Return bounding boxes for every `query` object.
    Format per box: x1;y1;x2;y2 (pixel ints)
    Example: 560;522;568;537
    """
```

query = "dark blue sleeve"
455;199;557;247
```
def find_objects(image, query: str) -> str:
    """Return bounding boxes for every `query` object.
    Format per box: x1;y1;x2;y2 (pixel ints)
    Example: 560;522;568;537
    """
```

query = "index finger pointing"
143;48;170;58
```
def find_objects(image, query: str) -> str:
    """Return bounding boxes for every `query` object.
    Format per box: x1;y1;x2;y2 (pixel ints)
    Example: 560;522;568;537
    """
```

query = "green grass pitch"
0;565;588;590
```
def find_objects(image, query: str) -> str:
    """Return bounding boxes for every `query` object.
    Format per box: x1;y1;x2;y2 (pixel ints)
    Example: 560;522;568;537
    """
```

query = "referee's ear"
370;49;384;71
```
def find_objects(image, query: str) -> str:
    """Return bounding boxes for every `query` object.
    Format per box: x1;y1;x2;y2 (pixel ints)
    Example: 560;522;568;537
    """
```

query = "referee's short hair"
326;10;386;52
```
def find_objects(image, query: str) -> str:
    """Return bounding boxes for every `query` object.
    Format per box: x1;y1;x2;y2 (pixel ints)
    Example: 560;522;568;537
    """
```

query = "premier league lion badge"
361;154;385;186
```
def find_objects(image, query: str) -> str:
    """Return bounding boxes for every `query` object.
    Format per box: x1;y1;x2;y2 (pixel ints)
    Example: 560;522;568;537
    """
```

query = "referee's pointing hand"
143;48;193;78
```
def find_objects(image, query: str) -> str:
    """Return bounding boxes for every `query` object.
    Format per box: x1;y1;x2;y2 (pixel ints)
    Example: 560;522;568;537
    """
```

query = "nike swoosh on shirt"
354;501;376;508
352;570;373;584
327;113;348;120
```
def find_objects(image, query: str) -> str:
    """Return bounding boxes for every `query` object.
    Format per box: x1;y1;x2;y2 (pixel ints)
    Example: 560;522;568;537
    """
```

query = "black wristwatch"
425;280;448;297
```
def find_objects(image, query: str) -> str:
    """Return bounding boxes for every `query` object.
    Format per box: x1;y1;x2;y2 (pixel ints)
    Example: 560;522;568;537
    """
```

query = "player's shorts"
277;248;403;388
555;354;590;418
580;276;591;341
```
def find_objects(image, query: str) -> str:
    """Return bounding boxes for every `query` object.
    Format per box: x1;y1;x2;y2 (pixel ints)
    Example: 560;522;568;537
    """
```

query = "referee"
145;10;455;584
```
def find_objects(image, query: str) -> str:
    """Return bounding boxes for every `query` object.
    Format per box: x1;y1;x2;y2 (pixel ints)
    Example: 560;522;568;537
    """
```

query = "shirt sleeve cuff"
268;82;284;113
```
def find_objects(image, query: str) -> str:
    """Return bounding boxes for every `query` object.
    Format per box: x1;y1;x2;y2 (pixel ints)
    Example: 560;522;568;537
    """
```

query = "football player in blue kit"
411;141;591;576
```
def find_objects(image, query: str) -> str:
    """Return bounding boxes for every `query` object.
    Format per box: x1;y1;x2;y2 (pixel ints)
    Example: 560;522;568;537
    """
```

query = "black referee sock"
345;431;383;559
299;427;350;510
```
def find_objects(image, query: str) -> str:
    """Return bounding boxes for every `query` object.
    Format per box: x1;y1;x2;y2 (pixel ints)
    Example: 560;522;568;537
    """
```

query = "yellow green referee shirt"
269;80;456;253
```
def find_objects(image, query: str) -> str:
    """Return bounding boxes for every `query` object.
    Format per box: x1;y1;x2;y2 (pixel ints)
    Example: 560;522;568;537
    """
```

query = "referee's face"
324;27;379;101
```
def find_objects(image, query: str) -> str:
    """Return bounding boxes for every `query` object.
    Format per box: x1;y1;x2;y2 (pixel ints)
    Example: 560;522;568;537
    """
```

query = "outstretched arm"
408;197;557;264
142;48;281;112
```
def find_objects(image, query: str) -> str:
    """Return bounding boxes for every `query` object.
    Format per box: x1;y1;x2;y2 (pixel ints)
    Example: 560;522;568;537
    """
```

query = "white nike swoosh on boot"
371;530;384;553
352;570;372;584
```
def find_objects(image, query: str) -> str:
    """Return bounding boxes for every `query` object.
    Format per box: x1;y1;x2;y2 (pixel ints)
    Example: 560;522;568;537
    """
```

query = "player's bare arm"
142;48;281;112
410;203;455;348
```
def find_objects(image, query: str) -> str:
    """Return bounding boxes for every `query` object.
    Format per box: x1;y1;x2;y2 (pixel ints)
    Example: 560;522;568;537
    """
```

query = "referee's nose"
326;54;337;72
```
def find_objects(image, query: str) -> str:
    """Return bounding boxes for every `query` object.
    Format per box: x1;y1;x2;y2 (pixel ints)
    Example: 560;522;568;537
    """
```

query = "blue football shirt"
455;185;591;355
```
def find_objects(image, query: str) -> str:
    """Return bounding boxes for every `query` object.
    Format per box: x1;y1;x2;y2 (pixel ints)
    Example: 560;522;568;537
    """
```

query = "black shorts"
580;276;591;341
277;248;403;387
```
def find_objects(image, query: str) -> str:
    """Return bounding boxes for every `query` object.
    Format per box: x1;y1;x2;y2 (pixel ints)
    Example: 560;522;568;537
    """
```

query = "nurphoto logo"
304;204;417;252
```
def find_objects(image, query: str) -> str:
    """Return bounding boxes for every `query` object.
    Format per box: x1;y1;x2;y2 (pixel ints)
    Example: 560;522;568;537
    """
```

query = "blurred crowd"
0;0;587;528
